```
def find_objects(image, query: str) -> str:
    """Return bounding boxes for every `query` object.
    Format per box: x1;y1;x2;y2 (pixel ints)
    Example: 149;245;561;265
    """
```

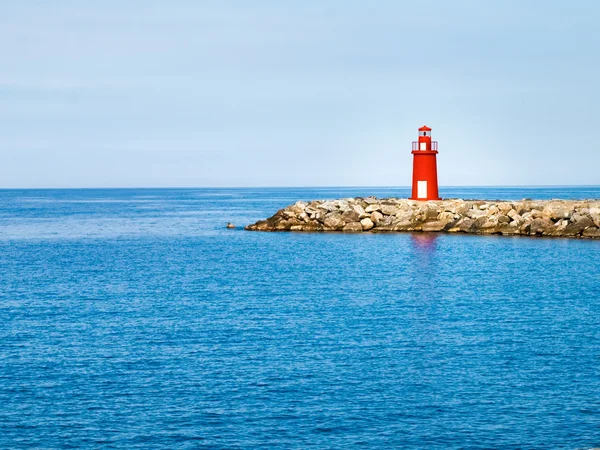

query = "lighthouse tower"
410;125;441;201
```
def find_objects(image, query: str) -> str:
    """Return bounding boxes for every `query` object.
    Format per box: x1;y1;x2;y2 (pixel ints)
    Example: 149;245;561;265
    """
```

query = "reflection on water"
410;232;438;253
407;233;439;304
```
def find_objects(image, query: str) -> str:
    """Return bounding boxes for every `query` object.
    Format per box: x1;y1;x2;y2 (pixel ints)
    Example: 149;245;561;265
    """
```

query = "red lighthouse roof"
418;125;432;131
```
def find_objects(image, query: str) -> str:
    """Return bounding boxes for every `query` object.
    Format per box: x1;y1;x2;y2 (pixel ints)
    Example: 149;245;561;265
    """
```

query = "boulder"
360;217;374;231
378;214;394;227
583;227;600;238
425;207;439;220
305;205;319;215
452;202;472;215
365;203;381;213
226;222;236;229
571;213;594;229
294;201;307;210
498;214;510;224
467;208;488;219
456;218;475;232
275;220;292;230
497;202;513;214
342;222;363;232
289;204;305;215
470;216;489;233
542;202;572;221
529;218;553;235
563;215;594;235
395;210;414;223
437;211;455;222
352;204;366;218
589;207;600;227
300;222;321;231
392;220;413;231
371;211;384;224
498;223;519;235
341;209;361;223
381;204;399;216
531;209;543;219
333;199;350;210
318;201;336;212
422;221;447;232
323;212;345;230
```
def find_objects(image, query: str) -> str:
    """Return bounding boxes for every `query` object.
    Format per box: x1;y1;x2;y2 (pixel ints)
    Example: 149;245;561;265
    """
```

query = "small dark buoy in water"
226;222;236;229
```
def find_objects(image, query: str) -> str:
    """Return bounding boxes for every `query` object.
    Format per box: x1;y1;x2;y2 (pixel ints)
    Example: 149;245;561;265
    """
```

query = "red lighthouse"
410;125;441;201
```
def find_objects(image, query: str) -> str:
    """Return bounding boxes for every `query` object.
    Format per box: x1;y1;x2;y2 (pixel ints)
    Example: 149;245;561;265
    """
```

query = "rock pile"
246;198;600;239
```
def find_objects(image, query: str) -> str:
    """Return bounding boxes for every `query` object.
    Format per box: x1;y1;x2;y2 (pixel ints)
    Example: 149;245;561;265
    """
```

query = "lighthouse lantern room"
410;125;441;201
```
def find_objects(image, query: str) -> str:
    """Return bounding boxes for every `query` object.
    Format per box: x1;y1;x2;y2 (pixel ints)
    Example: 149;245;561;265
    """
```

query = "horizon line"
1;184;600;191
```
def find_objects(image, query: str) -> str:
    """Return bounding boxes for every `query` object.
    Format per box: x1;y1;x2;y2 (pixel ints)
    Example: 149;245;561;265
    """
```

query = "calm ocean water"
1;187;600;449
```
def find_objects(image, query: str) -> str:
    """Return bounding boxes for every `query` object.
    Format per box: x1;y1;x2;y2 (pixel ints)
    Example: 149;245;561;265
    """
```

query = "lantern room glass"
421;131;431;137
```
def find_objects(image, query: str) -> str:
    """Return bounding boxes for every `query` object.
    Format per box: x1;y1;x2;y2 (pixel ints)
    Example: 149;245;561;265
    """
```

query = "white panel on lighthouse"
420;142;427;151
417;181;427;199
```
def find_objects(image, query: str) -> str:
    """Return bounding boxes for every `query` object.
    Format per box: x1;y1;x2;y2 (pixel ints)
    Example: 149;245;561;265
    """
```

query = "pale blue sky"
1;0;598;188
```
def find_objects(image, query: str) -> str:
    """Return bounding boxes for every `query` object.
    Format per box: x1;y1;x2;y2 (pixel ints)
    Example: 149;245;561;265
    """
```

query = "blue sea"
1;187;600;449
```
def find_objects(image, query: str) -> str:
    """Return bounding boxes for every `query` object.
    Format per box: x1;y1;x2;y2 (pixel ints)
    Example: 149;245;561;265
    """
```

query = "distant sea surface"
1;187;599;449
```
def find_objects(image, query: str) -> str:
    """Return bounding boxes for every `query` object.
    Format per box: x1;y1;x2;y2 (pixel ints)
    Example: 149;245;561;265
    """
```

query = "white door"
417;181;427;199
419;142;427;151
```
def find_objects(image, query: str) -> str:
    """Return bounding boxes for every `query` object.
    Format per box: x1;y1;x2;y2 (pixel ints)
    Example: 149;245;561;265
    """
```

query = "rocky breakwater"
246;198;600;239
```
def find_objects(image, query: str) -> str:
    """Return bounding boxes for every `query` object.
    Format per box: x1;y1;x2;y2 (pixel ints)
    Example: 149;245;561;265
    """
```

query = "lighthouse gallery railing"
412;141;438;151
